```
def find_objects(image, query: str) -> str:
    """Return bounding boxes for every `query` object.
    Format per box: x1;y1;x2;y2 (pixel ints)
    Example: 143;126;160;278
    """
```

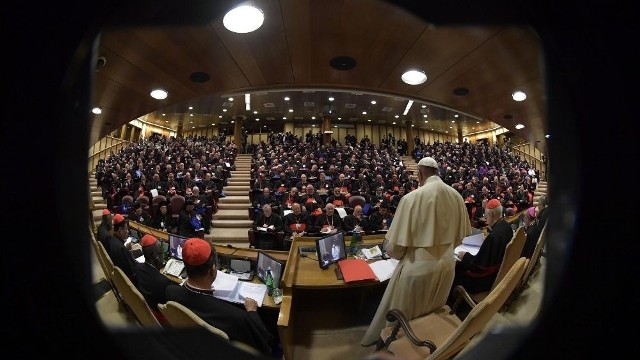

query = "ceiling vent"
304;102;315;107
222;102;234;107
344;103;356;109
264;103;275;108
382;107;393;112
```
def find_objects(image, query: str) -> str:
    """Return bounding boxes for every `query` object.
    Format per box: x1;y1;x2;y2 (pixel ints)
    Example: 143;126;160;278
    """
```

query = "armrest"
450;285;478;313
383;309;437;352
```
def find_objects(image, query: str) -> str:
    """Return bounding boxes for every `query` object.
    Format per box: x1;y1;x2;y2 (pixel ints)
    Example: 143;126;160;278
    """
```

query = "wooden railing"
512;143;545;179
88;136;131;173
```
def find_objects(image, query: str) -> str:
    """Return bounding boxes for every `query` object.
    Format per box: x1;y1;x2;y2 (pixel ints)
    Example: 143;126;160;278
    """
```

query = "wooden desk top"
287;236;389;289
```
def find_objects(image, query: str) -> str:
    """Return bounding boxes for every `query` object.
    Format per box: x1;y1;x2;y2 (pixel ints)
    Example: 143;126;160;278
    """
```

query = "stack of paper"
368;258;399;282
212;271;267;307
454;233;484;259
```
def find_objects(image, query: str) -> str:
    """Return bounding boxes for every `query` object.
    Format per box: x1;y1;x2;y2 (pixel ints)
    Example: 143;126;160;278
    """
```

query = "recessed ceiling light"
515;124;525;129
190;114;194;117
423;115;427;118
512;90;527;101
337;117;341;120
454;114;459;118
392;122;396;125
219;115;222;118
284;96;290;101
395;115;399;118
421;105;426;108
289;109;293;112
91;107;102;114
228;97;234;101
371;100;376;105
231;120;235;123
424;120;428;123
223;109;227;112
223;5;264;33
362;111;367;115
328;97;334;102
311;116;316;120
253;111;258;114
150;89;168;100
401;69;427;85
283;117;286;120
367;119;371;122
545;134;551;138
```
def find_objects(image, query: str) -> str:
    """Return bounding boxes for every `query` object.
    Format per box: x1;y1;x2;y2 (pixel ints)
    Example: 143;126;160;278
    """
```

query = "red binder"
338;258;377;283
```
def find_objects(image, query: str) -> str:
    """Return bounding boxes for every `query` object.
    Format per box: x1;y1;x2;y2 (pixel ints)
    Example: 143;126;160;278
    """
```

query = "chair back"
152;194;167;206
170;195;185;218
429;257;529;360
511;222;547;303
158;301;229;340
491;226;526;291
95;239;116;288
111;266;162;327
349;195;366;208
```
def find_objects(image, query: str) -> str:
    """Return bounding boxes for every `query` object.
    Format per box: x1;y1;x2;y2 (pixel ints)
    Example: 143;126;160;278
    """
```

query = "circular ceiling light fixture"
401;69;427;85
515;124;525;129
223;5;264;33
91;107;102;115
329;56;357;71
512;90;527;101
150;89;168;100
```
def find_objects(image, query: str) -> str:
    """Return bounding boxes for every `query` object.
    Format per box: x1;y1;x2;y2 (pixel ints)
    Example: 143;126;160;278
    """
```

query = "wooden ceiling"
91;0;546;152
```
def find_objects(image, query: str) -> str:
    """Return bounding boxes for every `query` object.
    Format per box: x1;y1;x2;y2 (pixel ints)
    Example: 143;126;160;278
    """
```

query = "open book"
212;271;268;307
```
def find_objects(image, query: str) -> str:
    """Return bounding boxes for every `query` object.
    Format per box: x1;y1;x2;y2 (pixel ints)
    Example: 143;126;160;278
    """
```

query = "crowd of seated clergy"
95;134;237;234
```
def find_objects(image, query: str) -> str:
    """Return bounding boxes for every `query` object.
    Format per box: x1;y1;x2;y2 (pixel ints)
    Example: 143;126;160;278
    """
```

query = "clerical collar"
184;282;214;296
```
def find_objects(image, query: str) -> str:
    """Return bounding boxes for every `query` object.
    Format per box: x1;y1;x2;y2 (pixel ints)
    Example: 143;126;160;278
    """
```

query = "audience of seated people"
96;134;235;237
98;133;544;248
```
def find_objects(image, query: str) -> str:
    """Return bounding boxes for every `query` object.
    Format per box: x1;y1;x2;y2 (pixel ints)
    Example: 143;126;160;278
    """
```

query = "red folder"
338;258;377;283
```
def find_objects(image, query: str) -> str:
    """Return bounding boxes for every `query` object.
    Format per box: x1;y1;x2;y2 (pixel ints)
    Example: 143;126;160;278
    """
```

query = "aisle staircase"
90;175;108;233
205;154;253;247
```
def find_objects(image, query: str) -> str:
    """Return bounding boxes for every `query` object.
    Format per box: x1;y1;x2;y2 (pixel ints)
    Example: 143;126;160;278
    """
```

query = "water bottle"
350;231;359;256
265;267;274;295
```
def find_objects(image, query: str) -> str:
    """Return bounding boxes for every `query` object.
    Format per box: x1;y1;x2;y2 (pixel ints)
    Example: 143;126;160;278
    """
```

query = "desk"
128;221;389;360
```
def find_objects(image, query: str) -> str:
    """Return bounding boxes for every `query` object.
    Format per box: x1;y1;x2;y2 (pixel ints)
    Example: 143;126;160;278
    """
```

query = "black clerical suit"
314;212;343;233
133;262;174;311
453;218;513;293
253;212;284;250
165;284;273;354
105;234;139;285
342;214;370;233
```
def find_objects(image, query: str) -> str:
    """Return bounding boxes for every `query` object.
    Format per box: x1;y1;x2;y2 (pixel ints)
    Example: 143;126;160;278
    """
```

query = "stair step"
223;190;250;196
217;202;252;210
213;209;251;220
230;171;250;176
227;179;250;184
212;219;254;228
218;196;251;204
205;228;250;242
222;185;251;195
93;209;104;221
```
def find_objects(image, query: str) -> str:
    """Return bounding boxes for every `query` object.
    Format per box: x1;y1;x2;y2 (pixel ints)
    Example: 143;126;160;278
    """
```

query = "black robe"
165;284;273;354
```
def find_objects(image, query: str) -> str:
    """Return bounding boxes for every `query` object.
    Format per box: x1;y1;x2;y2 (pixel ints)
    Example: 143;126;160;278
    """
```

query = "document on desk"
368;259;398;282
212;271;267;307
454;233;484;259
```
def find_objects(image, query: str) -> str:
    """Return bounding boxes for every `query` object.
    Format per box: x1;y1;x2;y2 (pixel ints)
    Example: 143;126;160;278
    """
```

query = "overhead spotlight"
91;107;102;115
371;100;376;105
328;96;334;102
228;97;234;101
284;96;290;101
223;4;264;33
223;109;228;112
401;70;427;85
515;124;525;129
150;89;168;100
512;90;527;101
545;134;551;138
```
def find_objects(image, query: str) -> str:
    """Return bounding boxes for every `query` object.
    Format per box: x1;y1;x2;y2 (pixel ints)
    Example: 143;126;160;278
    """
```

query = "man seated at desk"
253;204;284;250
165;238;275;355
283;202;310;239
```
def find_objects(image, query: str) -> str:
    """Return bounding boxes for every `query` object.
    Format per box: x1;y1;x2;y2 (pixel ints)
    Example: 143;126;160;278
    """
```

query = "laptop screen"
315;231;347;269
256;251;284;288
168;233;187;260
